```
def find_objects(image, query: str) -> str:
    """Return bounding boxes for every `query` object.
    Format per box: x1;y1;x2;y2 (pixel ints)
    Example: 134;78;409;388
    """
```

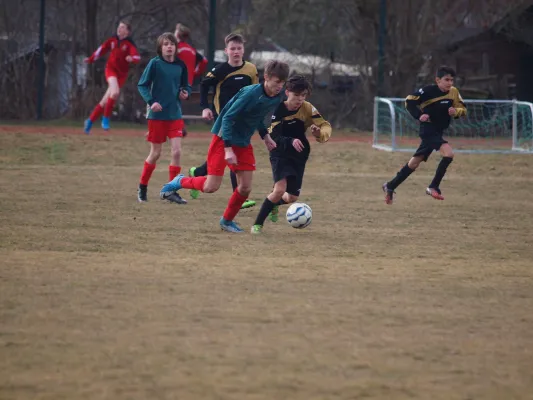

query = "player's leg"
220;144;256;233
101;74;121;130
383;142;428;205
270;161;305;222
235;168;256;209
138;124;163;202
220;169;252;233
161;135;224;197
251;178;287;234
84;87;111;134
426;142;454;200
160;121;187;204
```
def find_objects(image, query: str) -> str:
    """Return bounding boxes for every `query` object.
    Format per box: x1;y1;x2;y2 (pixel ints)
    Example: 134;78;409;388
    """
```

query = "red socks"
179;176;207;191
104;98;116;118
169;165;181;181
223;189;247;221
89;104;104;122
140;162;156;185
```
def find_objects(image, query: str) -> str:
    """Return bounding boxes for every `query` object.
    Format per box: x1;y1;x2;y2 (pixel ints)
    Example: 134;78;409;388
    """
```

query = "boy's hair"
157;32;178;57
119;20;132;33
286;74;312;94
264;60;290;81
436;66;456;78
225;33;245;46
175;23;190;41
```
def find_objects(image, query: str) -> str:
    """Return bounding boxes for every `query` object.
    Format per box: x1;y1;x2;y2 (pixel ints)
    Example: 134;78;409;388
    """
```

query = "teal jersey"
212;84;283;147
137;56;192;120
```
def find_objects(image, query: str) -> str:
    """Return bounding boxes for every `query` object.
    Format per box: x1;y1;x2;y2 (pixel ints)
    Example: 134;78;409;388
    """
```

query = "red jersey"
177;42;208;85
86;36;140;76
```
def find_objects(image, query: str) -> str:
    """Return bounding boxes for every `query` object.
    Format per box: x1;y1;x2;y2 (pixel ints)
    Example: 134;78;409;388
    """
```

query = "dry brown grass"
1;129;533;400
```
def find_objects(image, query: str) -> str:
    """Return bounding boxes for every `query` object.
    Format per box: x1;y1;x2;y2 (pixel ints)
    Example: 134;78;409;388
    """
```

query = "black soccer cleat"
138;184;148;203
426;187;444;200
162;192;188;204
382;182;395;205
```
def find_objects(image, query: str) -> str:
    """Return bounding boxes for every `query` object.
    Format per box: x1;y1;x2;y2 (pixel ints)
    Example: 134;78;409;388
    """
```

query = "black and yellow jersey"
200;61;259;115
268;101;332;161
405;85;467;133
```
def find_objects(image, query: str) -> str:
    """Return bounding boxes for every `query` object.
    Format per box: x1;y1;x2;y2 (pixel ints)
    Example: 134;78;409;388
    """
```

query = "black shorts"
413;135;448;161
270;156;306;196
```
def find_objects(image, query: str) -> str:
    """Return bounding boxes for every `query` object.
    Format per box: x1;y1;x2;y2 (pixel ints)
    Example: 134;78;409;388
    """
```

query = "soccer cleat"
162;192;187;204
269;205;279;222
101;116;110;130
426;187;444;200
241;200;256;209
382;182;395;205
84;119;93;134
138;184;148;202
220;217;244;233
250;224;263;234
160;174;185;197
188;167;200;199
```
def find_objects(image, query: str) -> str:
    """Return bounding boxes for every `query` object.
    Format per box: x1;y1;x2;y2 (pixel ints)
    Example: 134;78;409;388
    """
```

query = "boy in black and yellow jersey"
383;66;467;204
189;33;259;209
251;75;332;234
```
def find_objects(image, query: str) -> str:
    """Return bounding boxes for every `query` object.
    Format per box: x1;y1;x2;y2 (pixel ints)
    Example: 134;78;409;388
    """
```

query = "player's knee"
171;146;181;159
271;186;285;199
238;184;252;197
109;90;119;100
286;194;298;203
408;158;421;169
203;182;220;193
149;148;162;160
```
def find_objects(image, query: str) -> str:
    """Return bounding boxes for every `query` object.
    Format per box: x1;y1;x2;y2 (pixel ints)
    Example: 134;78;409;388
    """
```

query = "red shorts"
206;135;256;176
147;120;185;144
105;68;128;88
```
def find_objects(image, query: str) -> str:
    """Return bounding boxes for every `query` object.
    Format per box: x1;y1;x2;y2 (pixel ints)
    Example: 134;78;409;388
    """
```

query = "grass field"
1;126;533;400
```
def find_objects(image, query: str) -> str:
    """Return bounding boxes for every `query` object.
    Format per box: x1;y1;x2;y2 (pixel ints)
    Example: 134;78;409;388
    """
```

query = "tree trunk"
85;0;98;86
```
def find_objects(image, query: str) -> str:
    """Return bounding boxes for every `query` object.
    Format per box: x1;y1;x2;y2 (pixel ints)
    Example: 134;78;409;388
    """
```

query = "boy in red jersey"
84;21;141;134
175;23;208;86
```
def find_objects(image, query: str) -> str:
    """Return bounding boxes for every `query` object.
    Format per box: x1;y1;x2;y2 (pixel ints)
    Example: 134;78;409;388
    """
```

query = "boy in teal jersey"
160;60;290;232
137;32;192;204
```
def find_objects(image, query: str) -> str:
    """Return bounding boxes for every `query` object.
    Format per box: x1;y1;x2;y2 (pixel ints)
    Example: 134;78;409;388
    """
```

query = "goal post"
373;97;533;154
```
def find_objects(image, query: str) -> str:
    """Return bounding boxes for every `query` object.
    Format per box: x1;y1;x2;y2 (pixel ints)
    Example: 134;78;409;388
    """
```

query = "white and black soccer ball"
286;202;312;229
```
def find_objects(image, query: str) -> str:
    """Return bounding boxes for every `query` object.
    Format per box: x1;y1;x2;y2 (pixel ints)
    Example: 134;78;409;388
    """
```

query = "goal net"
373;97;533;153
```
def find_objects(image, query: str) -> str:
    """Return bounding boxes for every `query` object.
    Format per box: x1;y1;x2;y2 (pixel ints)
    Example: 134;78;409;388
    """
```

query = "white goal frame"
373;97;533;154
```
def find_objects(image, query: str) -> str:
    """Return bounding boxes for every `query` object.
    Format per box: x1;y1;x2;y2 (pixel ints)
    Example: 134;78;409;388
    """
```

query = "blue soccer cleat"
160;174;185;198
101;116;110;130
220;217;244;233
84;119;93;134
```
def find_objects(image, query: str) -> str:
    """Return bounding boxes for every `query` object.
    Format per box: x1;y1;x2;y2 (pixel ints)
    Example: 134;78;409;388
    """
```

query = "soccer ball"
286;202;312;229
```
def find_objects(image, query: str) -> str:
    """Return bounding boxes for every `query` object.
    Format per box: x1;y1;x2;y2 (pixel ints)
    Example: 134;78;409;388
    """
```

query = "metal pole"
207;0;217;70
377;0;386;97
37;0;46;119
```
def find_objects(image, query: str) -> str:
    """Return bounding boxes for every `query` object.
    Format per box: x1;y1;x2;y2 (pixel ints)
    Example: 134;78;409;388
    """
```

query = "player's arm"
451;88;467;118
200;68;221;110
307;104;331;143
85;38;112;63
127;43;141;64
257;107;278;140
194;52;208;79
137;59;156;105
405;88;424;120
220;89;249;146
179;65;192;99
